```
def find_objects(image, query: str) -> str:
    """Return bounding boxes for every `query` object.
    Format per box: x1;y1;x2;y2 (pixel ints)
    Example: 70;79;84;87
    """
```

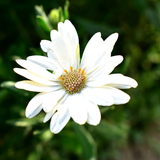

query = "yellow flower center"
60;66;87;94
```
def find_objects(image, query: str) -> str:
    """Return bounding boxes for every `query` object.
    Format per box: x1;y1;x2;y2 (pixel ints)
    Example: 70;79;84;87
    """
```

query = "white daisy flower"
14;20;138;134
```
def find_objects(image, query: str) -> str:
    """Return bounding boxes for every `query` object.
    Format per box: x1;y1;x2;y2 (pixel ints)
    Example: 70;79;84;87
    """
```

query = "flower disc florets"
60;67;86;94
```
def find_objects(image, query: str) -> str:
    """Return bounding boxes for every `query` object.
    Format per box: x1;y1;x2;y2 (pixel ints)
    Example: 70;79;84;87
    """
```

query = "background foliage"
1;0;160;160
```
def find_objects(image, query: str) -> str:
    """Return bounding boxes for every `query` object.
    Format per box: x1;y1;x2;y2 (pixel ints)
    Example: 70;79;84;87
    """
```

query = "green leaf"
36;16;51;32
59;7;64;22
64;0;70;20
35;5;52;32
73;123;97;160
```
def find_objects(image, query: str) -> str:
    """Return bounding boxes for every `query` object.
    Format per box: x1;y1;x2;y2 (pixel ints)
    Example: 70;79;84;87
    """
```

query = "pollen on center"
60;66;86;94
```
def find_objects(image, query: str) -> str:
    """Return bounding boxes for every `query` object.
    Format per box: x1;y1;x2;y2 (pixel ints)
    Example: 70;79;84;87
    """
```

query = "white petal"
83;38;105;74
27;55;57;70
27;55;63;73
43;94;68;122
65;20;80;69
81;87;114;106
16;59;58;80
102;87;130;104
50;105;70;134
15;80;61;92
103;33;119;57
25;93;47;118
14;68;58;86
105;74;138;89
50;30;70;70
57;106;69;124
42;89;66;112
47;50;64;71
53;69;63;79
29;105;43;118
54;114;70;134
84;33;119;74
40;40;54;52
86;101;101;125
87;55;123;84
43;106;57;123
50;112;59;131
68;93;88;125
58;20;79;69
80;32;102;70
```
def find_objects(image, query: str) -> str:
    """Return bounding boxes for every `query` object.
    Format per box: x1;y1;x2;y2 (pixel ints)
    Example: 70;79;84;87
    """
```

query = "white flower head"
14;20;138;134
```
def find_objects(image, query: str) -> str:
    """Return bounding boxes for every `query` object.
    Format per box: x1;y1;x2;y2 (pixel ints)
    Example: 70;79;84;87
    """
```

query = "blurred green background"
1;0;160;160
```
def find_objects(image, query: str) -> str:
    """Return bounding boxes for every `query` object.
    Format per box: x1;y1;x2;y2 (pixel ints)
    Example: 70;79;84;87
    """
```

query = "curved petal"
86;101;101;125
87;55;123;83
102;86;130;104
16;59;58;80
81;87;114;106
43;106;57;123
14;68;58;86
47;50;64;71
40;40;54;52
58;20;79;69
50;105;70;134
83;38;104;74
27;55;57;70
50;30;70;70
80;32;102;70
67;93;88;125
105;74;138;89
103;33;119;57
42;89;66;112
84;33;119;74
43;94;69;122
15;80;61;92
25;93;47;118
50;112;58;131
28;105;42;118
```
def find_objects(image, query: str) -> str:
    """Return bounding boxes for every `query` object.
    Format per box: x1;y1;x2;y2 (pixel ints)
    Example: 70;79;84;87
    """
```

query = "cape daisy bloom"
14;20;138;134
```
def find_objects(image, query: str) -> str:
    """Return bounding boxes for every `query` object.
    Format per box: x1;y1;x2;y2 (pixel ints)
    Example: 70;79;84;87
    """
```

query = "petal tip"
92;121;100;126
64;19;71;25
14;82;20;88
113;32;119;40
43;119;47;123
13;68;19;73
128;78;138;88
123;94;131;104
133;80;138;88
15;59;23;64
25;111;31;118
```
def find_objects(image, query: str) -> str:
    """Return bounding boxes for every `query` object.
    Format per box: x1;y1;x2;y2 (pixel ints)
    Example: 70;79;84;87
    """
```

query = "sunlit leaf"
59;7;64;22
64;0;70;20
36;16;51;32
